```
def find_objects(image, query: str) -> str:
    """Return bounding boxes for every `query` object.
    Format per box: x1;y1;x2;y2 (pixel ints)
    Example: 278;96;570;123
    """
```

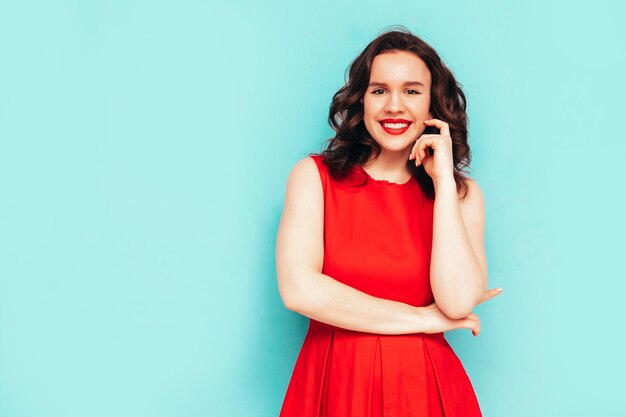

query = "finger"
479;288;503;304
411;141;423;166
488;288;503;299
410;147;418;163
421;137;440;160
461;313;479;328
424;119;451;137
418;137;433;161
410;138;423;160
471;316;481;336
466;312;479;320
464;318;479;336
412;135;437;161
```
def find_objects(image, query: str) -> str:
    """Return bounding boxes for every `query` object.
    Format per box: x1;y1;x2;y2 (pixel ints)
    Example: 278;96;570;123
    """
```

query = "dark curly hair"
311;25;472;200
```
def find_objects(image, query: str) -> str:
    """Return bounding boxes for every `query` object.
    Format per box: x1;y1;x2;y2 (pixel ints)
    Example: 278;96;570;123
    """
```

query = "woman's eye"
372;89;385;95
407;90;420;95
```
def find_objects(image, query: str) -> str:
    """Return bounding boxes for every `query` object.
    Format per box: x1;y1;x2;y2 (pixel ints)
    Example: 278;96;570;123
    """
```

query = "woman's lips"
379;121;412;135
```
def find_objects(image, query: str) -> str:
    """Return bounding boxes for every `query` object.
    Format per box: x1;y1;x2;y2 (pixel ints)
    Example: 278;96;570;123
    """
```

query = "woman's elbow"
439;302;474;320
282;290;302;312
277;272;308;313
278;282;301;312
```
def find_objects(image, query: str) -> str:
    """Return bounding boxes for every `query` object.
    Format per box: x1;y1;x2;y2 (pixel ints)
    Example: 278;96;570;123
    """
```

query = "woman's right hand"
421;288;502;336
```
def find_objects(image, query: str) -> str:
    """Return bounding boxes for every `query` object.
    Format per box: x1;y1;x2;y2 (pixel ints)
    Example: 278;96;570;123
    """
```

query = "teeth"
382;122;408;129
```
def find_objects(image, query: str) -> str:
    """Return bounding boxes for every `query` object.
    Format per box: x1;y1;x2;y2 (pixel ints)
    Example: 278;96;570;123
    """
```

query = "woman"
275;26;502;417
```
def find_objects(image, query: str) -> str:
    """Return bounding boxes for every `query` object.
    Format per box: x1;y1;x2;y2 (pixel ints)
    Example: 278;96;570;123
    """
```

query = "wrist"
411;304;433;333
433;174;455;190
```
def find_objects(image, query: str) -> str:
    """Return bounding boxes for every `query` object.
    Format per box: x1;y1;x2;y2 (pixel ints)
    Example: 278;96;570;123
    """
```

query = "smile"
379;121;412;135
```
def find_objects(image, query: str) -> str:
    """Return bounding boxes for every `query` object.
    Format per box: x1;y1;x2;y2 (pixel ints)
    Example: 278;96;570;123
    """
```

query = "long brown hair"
312;25;472;200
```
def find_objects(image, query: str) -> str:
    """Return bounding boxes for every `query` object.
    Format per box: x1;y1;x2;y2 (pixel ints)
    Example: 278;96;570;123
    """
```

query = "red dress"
279;154;482;417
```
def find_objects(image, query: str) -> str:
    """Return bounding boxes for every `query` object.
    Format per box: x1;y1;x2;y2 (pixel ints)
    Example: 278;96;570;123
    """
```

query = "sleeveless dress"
279;154;482;417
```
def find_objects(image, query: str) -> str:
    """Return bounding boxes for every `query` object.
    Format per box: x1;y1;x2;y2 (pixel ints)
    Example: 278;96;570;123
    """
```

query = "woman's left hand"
409;119;455;183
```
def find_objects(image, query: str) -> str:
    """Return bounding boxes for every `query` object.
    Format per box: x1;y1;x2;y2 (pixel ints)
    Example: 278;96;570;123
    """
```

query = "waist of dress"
308;318;445;340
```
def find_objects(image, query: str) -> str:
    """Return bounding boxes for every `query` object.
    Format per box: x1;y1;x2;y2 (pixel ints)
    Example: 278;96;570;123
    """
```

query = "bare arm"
430;176;488;319
275;157;481;335
284;271;430;335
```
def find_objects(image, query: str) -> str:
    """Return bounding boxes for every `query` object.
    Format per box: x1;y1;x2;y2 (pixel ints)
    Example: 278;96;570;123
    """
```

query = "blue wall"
1;1;624;416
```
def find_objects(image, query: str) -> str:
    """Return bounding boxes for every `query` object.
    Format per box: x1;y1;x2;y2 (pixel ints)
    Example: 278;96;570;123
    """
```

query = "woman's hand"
408;119;455;183
421;287;502;336
421;303;481;336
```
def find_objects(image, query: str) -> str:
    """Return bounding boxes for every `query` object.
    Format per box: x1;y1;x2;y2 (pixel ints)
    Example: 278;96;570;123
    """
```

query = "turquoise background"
1;1;624;416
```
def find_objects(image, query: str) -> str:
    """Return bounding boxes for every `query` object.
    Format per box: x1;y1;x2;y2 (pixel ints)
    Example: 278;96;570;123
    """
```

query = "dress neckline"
356;164;415;186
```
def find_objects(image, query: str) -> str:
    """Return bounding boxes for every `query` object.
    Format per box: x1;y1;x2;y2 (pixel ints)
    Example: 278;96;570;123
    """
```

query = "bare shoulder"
285;156;322;196
459;177;485;205
279;155;324;257
289;155;318;179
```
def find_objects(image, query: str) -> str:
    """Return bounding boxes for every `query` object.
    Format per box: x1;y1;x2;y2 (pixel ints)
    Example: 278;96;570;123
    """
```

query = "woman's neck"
362;150;412;183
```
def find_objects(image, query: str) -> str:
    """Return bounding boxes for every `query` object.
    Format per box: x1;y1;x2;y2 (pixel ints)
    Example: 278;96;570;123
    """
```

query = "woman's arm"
430;176;488;319
276;157;482;335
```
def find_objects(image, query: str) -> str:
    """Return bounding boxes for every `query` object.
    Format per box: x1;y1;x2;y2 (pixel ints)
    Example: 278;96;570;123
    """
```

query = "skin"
275;50;502;336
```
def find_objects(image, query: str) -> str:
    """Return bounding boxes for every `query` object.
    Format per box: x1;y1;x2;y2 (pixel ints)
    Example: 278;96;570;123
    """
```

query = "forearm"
431;178;485;319
286;271;430;335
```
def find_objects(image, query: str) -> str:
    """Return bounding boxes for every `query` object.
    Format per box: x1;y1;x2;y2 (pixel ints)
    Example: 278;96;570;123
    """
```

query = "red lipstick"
379;118;412;135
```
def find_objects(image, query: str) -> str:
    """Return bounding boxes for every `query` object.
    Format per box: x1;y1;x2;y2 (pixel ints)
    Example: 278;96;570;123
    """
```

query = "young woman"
275;26;502;417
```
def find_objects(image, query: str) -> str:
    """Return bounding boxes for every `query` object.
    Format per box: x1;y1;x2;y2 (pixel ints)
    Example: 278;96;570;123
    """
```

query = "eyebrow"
368;81;424;87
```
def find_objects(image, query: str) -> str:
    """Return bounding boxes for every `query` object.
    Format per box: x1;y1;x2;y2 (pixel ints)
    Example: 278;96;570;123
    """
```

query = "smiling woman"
362;51;433;163
276;25;501;417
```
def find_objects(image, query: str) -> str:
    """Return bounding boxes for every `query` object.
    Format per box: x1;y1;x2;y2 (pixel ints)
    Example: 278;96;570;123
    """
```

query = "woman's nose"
384;92;404;113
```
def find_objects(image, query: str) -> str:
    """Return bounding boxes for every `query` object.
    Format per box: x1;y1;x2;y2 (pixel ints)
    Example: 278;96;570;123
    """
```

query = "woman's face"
362;50;433;155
